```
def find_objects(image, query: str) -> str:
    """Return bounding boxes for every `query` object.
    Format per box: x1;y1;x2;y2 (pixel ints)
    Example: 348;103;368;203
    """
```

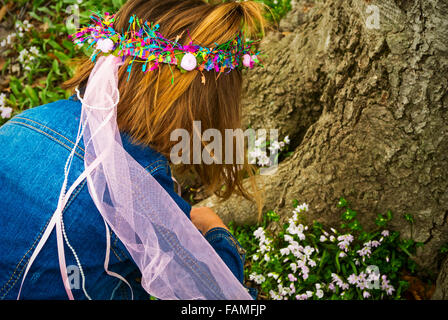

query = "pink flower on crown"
242;54;252;68
181;53;197;71
96;38;115;53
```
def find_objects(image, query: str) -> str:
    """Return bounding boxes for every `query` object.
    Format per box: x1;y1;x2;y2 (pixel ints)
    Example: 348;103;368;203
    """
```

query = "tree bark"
195;0;448;296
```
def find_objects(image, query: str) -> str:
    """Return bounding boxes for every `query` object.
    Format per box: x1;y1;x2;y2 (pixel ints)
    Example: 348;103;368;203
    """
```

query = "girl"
0;0;264;300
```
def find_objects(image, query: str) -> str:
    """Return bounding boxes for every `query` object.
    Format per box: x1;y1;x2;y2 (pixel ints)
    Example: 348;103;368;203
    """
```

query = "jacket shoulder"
7;98;168;172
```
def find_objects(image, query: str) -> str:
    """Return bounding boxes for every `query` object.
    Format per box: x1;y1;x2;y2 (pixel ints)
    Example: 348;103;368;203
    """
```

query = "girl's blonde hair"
63;0;266;220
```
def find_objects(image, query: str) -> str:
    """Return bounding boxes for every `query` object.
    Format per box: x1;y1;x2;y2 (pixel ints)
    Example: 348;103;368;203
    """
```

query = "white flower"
249;273;266;284
370;240;381;248
18;49;29;63
331;273;349;290
0;106;12;119
258;154;271;167
295;293;308;300
357;246;372;257
363;291;371;298
270;290;282;300
288;274;297;282
303;246;314;256
316;289;324;299
337;234;354;243
284;136;290;144
21;20;33;32
296;259;306;269
264;254;270;262
308;259;317;268
254;138;264;147
280;248;290;256
29;46;39;56
295;203;309;212
254;227;264;239
268;140;281;152
0;93;6;107
347;274;358;285
249;147;263;159
267;272;279;280
381;230;390;237
320;235;327;242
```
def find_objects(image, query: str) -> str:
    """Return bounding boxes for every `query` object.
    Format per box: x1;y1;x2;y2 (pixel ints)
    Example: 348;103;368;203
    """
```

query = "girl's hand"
190;207;229;235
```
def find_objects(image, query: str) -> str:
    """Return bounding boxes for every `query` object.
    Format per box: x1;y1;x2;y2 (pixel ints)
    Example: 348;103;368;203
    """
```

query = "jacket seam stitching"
8;120;166;173
7;121;84;160
205;234;246;265
13;116;86;154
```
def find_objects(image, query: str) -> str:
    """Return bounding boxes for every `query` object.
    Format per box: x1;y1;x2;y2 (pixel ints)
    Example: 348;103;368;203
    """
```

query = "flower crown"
69;12;262;83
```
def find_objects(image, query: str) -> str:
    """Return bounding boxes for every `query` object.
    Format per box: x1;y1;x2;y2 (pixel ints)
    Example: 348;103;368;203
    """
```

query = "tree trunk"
195;0;448;296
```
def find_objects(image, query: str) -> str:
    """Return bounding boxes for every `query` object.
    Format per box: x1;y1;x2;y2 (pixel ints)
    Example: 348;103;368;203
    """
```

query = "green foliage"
230;197;424;300
255;0;292;23
0;0;292;125
0;0;126;125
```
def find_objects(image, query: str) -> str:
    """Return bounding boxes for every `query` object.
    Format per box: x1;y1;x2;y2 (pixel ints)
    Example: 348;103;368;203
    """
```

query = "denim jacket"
0;97;256;300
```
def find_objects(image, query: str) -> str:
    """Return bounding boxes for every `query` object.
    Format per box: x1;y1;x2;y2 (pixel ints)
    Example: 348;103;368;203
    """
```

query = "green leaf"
337;197;348;208
292;199;299;208
48;39;64;51
53;51;71;63
24;86;39;106
386;210;393;220
342;208;357;221
335;253;341;273
9;80;22;97
404;213;414;224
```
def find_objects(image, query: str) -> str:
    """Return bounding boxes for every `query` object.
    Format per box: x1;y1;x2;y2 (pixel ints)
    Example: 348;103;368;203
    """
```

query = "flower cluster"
0;20;33;48
253;227;273;262
15;20;33;37
249;135;290;167
16;46;40;73
230;197;422;300
0;33;16;48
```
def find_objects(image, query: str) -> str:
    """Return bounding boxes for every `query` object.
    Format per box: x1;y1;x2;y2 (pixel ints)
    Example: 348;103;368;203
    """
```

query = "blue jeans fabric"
0;97;256;300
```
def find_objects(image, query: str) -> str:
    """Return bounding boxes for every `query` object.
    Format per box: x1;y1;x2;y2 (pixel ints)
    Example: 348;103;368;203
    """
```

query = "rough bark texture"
195;0;448;297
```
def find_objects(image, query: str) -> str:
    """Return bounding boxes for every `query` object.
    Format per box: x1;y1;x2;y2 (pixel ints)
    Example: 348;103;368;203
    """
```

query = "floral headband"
69;12;262;83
